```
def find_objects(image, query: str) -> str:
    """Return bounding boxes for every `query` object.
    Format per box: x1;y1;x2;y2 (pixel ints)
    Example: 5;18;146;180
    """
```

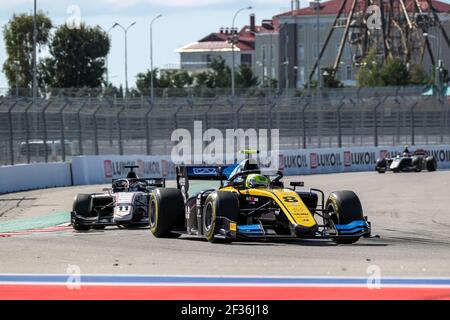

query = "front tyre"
326;191;364;245
149;189;184;238
426;156;437;172
375;158;387;173
72;194;93;231
203;192;239;243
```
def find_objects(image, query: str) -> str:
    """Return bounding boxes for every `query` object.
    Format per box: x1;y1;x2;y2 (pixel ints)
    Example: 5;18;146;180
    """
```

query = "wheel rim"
149;199;157;227
327;203;338;225
204;203;213;232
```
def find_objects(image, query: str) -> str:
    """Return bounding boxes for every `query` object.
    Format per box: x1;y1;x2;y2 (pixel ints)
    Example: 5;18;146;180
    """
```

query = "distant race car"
71;166;165;231
149;151;374;245
375;147;437;173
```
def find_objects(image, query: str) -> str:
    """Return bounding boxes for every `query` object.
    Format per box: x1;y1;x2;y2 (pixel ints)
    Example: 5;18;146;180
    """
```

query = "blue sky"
0;0;310;89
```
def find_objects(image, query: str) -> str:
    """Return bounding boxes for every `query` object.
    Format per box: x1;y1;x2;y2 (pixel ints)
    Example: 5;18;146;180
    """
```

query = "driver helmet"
245;174;270;189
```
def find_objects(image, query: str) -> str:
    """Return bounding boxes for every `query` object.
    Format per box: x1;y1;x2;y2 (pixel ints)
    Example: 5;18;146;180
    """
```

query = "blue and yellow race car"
149;153;373;245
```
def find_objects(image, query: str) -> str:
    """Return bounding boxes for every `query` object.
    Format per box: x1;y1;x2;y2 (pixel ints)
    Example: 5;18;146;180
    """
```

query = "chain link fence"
1;86;449;166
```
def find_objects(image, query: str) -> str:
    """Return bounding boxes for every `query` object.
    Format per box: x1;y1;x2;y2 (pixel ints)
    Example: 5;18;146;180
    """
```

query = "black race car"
376;147;437;173
71;166;165;231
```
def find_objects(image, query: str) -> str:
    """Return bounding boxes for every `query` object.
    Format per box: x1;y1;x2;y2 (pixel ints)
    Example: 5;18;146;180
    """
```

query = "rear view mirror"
290;182;305;190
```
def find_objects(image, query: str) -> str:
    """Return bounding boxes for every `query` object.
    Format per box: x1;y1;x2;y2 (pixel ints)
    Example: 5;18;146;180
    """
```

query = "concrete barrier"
0;162;72;194
71;145;450;185
3;145;450;193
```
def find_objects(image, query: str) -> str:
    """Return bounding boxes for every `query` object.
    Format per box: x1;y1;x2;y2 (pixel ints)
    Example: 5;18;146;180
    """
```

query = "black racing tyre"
375;158;387;173
412;156;422;172
326;191;364;245
72;194;94;231
426;156;437;172
149;188;185;238
73;224;91;231
203;192;240;243
73;194;93;217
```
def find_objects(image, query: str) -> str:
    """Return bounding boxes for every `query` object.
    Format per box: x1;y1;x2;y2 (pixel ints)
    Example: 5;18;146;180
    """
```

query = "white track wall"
0;162;72;194
2;145;450;193
72;145;450;185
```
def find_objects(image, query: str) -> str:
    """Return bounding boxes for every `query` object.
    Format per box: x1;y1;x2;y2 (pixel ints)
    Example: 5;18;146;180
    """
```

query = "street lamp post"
231;6;252;97
113;21;136;98
32;0;37;100
105;26;114;86
424;32;444;94
150;14;162;100
313;0;322;90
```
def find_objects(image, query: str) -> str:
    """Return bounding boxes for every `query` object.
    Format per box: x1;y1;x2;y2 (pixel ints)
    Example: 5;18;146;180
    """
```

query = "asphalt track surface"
1;171;450;278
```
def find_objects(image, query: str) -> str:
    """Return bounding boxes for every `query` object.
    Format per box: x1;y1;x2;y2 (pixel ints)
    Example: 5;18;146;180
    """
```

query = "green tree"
236;64;258;88
408;64;430;85
136;69;160;92
136;69;193;90
380;58;409;86
356;49;382;87
194;71;214;88
322;67;343;88
209;58;231;88
41;24;110;88
161;70;193;88
2;12;52;92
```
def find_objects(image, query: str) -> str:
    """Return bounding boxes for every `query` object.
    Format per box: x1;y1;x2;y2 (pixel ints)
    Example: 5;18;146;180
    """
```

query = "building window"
299;66;305;84
241;54;252;67
299;45;305;60
346;65;352;80
344;45;350;59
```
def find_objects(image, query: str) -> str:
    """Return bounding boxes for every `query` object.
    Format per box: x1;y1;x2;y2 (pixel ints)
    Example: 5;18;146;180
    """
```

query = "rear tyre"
426;156;437;172
72;194;93;231
375;158;387;173
73;224;91;231
149;189;185;238
412;156;422;172
93;226;106;230
203;192;240;243
326;191;364;245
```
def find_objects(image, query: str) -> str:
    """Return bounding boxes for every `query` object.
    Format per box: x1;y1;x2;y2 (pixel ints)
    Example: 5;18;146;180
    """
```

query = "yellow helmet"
245;174;270;189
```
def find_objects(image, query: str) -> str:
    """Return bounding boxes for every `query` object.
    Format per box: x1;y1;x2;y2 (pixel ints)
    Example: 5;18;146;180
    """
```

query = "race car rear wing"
176;165;234;193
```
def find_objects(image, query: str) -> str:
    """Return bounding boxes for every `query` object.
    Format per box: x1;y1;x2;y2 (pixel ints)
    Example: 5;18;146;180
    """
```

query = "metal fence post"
93;104;102;156
145;99;154;155
337;102;345;148
302;102;310;149
374;97;387;147
77;103;86;155
268;100;278;151
410;102;418;146
59;101;70;162
41;101;52;163
7;101;19;165
24;101;34;164
117;105;126;155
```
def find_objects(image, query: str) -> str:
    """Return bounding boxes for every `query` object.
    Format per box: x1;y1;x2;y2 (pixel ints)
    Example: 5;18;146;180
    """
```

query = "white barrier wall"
71;145;450;185
0;162;72;194
3;145;449;193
